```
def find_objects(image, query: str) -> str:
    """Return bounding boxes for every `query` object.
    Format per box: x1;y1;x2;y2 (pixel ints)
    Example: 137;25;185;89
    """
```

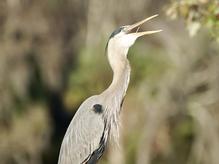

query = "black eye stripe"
105;26;124;52
109;27;124;39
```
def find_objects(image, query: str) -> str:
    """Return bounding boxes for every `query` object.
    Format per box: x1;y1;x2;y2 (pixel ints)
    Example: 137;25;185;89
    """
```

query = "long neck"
100;45;131;142
102;47;131;106
106;59;130;98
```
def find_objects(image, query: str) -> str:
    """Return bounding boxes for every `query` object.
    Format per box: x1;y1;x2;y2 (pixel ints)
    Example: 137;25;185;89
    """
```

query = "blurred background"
0;0;219;164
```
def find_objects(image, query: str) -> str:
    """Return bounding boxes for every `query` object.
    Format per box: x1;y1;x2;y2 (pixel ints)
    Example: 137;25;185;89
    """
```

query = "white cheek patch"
119;34;138;48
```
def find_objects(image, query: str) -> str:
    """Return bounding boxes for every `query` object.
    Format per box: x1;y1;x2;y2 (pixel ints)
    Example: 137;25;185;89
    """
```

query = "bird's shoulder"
67;95;105;135
74;95;105;117
58;95;106;163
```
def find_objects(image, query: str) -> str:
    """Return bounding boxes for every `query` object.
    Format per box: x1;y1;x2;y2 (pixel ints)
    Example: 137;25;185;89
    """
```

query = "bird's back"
58;96;106;164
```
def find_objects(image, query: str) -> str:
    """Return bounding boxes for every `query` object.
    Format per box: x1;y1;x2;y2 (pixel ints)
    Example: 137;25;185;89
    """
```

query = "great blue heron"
58;14;161;164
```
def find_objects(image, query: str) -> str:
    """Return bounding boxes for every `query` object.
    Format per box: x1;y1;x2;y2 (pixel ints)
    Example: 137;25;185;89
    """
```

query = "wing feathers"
58;99;106;164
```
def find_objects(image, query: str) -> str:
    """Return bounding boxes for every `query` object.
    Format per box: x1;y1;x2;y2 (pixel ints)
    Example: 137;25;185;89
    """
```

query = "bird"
58;14;162;164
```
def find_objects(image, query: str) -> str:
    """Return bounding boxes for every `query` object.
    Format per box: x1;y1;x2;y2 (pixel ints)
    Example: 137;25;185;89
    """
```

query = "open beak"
125;14;162;37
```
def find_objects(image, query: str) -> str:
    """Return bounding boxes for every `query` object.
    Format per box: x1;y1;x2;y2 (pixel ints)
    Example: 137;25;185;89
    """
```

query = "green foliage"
166;0;219;41
125;133;140;164
129;43;170;86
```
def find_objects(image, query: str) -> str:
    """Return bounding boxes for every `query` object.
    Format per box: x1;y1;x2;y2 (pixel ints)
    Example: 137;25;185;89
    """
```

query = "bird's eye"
121;26;129;34
121;28;126;32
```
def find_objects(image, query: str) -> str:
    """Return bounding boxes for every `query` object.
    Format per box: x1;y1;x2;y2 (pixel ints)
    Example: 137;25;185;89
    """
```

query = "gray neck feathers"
101;46;131;141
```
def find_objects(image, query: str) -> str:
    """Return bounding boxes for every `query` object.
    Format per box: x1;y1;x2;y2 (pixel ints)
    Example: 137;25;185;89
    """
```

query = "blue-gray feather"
58;96;106;164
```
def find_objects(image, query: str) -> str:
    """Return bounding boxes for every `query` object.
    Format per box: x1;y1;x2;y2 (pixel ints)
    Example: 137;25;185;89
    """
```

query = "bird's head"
107;14;162;56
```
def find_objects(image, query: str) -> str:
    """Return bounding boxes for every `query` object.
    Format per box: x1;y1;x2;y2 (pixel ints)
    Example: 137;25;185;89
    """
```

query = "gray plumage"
58;15;161;164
